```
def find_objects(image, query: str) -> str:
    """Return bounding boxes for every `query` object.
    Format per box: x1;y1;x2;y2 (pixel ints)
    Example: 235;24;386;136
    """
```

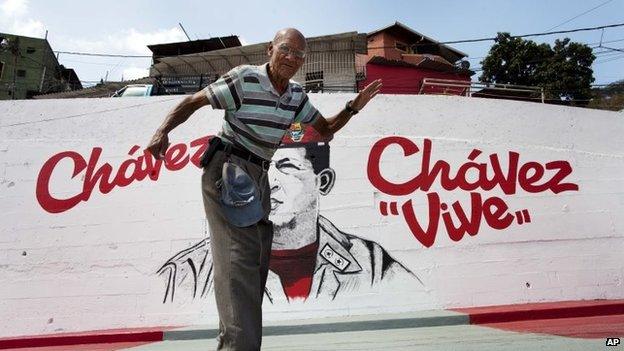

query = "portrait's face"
268;34;306;80
268;147;318;226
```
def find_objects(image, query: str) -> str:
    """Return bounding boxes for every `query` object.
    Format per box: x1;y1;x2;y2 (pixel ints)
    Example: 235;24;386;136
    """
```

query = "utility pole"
179;23;192;41
10;37;20;100
40;31;50;93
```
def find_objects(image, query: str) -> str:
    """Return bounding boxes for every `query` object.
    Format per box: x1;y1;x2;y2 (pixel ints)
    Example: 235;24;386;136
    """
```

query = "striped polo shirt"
204;63;322;160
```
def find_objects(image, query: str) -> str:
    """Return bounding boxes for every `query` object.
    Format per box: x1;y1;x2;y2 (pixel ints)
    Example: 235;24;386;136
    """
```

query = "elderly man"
147;28;381;350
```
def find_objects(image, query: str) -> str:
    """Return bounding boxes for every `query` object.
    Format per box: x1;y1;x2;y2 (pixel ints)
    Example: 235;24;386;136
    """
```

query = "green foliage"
480;33;596;102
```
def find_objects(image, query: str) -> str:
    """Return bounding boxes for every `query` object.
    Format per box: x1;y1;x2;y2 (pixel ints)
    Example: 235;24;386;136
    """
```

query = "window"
305;71;323;93
26;47;36;54
395;41;408;52
0;61;4;80
414;43;438;55
17;69;26;78
121;86;150;97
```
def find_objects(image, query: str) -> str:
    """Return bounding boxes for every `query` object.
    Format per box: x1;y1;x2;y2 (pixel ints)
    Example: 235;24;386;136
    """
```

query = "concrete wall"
0;94;622;337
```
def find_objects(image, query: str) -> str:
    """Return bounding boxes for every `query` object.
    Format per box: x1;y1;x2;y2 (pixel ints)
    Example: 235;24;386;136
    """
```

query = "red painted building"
358;22;473;95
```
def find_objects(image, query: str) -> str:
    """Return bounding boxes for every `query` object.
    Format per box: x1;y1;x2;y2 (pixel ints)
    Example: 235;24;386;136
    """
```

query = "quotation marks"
381;200;531;226
515;209;531;225
366;137;578;248
379;201;399;216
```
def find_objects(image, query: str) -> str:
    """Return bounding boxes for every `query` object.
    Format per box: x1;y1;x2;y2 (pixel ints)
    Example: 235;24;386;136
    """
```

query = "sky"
1;0;622;86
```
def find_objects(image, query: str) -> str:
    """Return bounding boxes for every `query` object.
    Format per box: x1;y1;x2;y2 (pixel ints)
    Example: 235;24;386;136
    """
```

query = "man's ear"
316;168;335;196
267;43;273;57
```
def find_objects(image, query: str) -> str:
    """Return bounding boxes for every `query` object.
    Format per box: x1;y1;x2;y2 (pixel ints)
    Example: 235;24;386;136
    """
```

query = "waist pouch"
200;136;223;168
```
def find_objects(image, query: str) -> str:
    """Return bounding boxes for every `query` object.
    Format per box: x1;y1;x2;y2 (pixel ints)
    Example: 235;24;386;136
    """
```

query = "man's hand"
310;79;383;138
146;131;170;160
351;79;382;112
146;91;210;160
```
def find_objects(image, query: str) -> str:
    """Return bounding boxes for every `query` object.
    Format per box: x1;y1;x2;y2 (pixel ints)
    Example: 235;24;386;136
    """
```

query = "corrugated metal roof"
147;36;242;58
150;31;367;76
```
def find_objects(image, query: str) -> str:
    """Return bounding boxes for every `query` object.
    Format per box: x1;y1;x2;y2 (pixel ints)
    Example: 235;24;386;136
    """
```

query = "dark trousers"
201;150;273;351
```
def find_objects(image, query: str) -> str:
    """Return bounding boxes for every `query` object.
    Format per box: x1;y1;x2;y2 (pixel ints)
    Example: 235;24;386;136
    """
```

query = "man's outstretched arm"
146;90;209;159
311;79;382;138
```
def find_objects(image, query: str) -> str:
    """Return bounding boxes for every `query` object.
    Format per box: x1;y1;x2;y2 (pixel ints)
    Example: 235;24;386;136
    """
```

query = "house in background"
149;32;367;94
358;22;473;95
0;33;81;100
35;36;242;99
33;23;473;100
149;24;470;96
59;66;82;91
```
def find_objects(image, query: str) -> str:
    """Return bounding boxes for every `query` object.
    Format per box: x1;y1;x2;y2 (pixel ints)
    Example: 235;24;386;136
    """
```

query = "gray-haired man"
147;28;382;350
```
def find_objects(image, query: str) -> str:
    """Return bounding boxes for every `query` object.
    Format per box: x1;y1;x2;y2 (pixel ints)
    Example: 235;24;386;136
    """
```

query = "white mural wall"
0;94;622;337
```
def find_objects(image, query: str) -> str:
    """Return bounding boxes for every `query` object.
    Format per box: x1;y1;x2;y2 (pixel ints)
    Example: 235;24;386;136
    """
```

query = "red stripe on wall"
453;299;624;324
0;326;177;350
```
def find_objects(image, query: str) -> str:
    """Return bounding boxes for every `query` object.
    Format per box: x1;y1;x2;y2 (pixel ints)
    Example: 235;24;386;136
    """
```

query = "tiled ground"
4;301;623;351
5;315;621;351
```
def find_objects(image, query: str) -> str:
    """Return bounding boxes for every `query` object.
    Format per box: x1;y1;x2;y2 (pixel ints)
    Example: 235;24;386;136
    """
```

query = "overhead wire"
586;37;624;46
594;54;624;64
545;0;616;31
51;23;624;58
53;51;151;58
470;44;623;72
8;54;75;94
37;22;624;91
440;22;624;45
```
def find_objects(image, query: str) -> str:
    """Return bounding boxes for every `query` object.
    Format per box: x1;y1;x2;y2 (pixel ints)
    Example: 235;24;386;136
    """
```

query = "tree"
479;33;551;87
480;33;596;102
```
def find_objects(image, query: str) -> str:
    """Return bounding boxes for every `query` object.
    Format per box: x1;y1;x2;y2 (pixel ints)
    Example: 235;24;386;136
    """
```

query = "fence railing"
419;78;545;103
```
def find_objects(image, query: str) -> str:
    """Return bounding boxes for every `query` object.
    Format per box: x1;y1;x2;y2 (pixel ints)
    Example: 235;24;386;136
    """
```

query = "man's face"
268;147;318;226
268;34;306;81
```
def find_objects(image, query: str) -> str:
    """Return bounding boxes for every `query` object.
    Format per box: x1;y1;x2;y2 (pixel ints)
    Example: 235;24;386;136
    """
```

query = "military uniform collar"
314;216;362;274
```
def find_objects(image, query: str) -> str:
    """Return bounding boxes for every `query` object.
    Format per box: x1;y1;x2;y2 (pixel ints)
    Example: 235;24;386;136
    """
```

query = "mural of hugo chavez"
158;125;419;303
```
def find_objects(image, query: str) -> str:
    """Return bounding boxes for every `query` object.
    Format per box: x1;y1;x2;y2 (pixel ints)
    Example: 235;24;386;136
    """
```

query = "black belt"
216;139;271;171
